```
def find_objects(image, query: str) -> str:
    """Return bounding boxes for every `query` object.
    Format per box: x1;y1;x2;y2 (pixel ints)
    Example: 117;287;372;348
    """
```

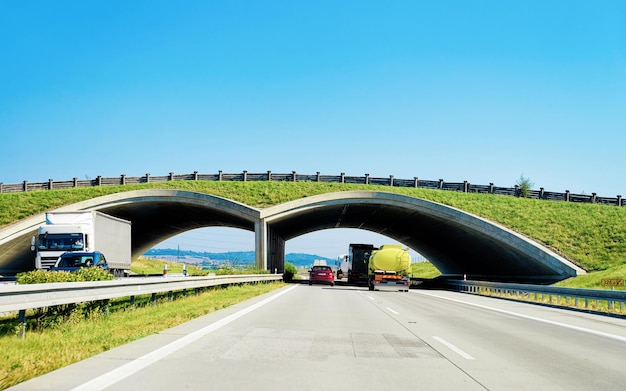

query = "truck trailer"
31;211;132;276
347;243;377;285
368;244;411;292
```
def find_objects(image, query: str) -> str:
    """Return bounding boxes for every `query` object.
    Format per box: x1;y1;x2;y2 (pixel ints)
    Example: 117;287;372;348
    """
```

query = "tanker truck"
31;211;131;277
368;244;411;292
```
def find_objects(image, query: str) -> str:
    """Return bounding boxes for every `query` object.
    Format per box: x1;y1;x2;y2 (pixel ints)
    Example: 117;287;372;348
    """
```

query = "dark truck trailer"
347;243;377;285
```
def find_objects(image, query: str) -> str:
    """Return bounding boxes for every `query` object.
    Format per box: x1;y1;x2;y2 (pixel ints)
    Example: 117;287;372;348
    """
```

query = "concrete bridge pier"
268;226;285;274
254;220;285;274
254;219;267;270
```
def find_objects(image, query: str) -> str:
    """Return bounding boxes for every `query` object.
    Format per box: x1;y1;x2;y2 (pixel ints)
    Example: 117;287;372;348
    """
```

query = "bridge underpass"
261;191;585;283
0;189;585;283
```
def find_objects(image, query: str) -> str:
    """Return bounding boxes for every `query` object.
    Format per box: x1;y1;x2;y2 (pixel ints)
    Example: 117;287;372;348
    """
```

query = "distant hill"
143;248;336;269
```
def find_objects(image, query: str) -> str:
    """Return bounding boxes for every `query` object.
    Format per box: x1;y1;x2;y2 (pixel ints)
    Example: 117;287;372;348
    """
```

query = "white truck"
336;254;349;279
31;211;132;276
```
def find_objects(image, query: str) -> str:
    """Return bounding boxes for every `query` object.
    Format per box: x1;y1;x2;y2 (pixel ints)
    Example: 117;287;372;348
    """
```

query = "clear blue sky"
2;1;624;258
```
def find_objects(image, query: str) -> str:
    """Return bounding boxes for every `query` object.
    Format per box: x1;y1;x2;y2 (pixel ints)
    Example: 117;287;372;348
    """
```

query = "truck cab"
34;229;90;269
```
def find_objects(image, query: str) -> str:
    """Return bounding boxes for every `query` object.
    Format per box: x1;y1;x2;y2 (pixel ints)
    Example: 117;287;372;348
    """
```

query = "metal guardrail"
0;274;283;313
445;280;626;315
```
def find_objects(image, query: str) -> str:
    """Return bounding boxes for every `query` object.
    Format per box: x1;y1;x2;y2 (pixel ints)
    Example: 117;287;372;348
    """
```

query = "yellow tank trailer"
368;244;411;292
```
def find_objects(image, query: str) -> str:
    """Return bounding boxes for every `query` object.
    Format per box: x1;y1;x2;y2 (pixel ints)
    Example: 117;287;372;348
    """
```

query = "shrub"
516;174;535;198
283;262;297;282
74;267;114;281
16;268;113;284
16;269;76;284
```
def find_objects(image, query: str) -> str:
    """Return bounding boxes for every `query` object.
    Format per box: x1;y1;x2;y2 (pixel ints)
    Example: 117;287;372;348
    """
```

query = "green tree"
516;174;535;198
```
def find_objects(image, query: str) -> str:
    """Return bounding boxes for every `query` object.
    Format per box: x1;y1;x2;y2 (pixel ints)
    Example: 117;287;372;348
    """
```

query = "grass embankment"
411;261;442;279
0;280;285;390
2;180;624;282
411;259;626;291
555;263;626;290
131;257;205;275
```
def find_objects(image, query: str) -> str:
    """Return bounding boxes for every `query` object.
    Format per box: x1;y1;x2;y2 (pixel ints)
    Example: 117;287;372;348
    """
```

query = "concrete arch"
0;189;585;283
262;191;585;283
74;189;260;257
0;190;260;274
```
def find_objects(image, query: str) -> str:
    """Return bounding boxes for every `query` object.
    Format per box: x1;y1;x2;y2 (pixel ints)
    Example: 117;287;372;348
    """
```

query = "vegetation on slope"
1;181;625;272
131;257;268;275
555;263;626;290
411;261;442;279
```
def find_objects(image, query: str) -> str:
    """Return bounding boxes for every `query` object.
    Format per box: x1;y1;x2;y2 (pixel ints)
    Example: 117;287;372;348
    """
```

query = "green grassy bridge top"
0;175;625;273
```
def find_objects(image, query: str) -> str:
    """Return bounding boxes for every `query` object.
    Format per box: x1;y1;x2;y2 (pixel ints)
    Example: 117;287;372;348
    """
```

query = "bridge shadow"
291;279;453;293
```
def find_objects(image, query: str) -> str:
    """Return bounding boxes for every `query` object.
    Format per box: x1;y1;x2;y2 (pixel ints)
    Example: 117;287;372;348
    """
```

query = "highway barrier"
0;274;283;337
445;279;626;316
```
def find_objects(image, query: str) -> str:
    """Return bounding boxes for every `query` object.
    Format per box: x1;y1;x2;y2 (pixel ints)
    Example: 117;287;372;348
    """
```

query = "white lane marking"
432;336;475;360
367;295;375;300
386;307;400;315
415;291;626;343
70;285;298;391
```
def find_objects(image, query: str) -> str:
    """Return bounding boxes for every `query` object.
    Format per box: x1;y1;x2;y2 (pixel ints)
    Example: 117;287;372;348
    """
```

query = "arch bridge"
0;190;585;283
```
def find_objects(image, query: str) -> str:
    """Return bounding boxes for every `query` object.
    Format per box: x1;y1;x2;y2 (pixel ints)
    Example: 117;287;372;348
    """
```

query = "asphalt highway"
8;283;626;390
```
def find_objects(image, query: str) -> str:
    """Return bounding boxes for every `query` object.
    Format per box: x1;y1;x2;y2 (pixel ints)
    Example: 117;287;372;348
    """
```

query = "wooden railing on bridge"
0;171;623;206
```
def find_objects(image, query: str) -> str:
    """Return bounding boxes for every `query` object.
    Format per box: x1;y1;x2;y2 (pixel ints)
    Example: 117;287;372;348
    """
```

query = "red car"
309;265;335;286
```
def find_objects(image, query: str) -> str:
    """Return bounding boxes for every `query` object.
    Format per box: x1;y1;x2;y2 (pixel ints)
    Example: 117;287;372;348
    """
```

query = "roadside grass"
130;257;210;276
411;261;442;279
2;181;625;273
131;257;193;275
554;263;626;290
0;281;285;390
